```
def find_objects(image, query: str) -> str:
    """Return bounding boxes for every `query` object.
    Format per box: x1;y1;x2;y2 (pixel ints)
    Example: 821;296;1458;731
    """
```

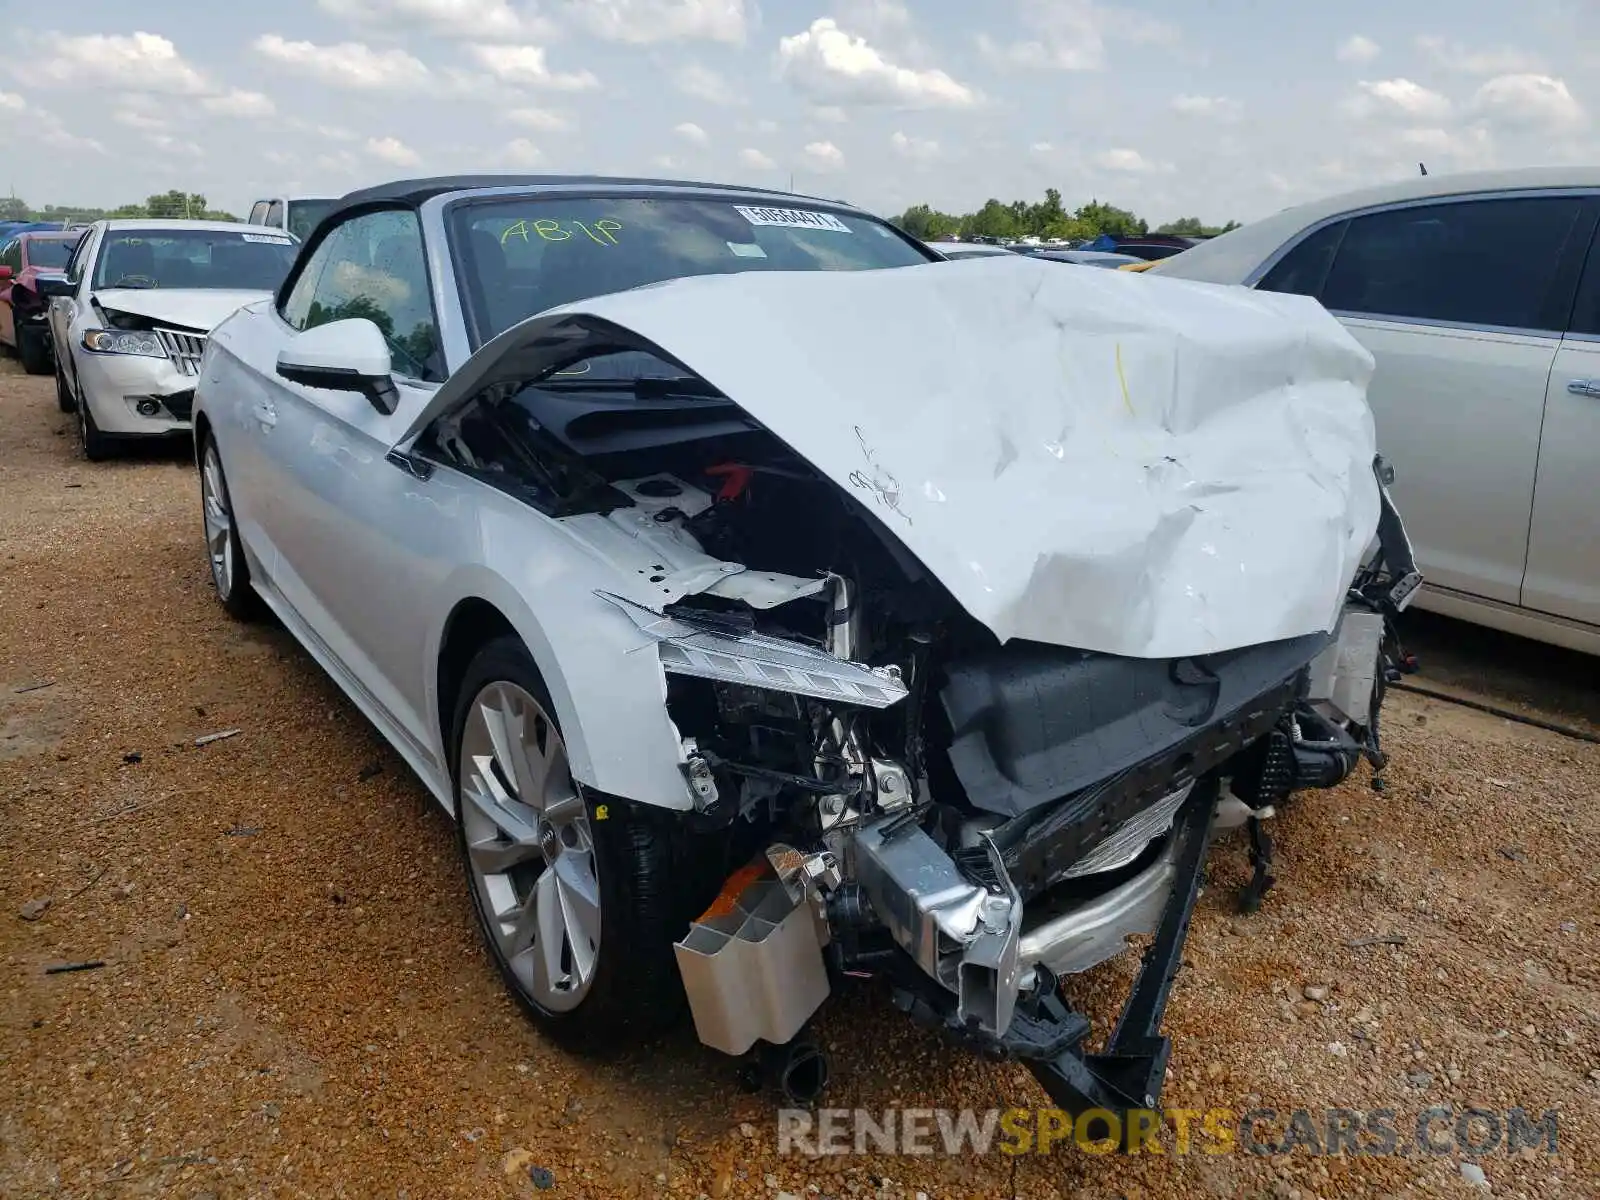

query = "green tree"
894;203;961;241
145;190;210;218
0;196;29;221
1075;200;1146;239
961;198;1021;240
1157;216;1206;236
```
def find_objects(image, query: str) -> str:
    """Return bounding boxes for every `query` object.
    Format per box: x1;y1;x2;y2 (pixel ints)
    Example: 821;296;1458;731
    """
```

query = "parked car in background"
43;220;297;459
1035;249;1145;269
0;229;81;373
247;196;338;241
189;174;1407;1120
931;241;1017;259
1152;166;1600;654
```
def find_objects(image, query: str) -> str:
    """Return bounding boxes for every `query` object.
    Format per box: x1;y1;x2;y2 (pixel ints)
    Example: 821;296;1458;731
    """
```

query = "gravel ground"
1;355;1596;1200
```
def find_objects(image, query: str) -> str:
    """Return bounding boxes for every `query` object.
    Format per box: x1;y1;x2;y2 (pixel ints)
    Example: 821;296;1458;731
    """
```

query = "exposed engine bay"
423;347;1423;1119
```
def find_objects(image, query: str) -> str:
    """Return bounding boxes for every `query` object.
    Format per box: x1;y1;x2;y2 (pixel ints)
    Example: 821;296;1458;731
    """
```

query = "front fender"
427;547;696;814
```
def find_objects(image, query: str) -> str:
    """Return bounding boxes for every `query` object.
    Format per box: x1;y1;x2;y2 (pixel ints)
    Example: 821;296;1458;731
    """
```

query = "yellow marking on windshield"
498;218;622;246
1115;342;1135;417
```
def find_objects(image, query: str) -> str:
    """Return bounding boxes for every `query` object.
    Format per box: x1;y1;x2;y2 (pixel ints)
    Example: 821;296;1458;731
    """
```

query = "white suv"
1153;167;1600;655
246;196;337;242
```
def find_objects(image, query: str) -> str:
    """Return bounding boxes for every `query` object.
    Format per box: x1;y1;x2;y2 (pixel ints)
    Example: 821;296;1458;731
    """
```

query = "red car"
0;230;82;374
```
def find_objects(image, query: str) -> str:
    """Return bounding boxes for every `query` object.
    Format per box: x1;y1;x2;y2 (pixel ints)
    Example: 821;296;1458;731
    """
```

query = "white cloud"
890;130;939;162
503;137;544;166
803;140;846;171
1171;94;1239;118
809;105;849;123
468;44;599;90
1093;147;1168;172
673;62;740;105
1344;78;1454;121
979;0;1180;72
1335;35;1380;65
146;133;204;158
739;147;776;169
504;107;571;132
254;35;430;89
318;0;550;39
1416;36;1543;75
365;135;422;166
0;91;24;111
777;18;978;108
1473;73;1585;128
203;89;275;118
674;121;709;144
114;108;168;132
652;153;682;170
563;0;750;44
25;31;210;94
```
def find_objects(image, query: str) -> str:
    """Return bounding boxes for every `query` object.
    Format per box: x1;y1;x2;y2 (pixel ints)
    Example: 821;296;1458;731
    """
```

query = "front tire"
199;435;259;620
17;326;50;375
451;637;691;1047
54;360;76;413
76;384;113;462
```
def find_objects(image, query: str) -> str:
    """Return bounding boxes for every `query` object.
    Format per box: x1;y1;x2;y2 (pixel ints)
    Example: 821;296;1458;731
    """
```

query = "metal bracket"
1026;779;1219;1136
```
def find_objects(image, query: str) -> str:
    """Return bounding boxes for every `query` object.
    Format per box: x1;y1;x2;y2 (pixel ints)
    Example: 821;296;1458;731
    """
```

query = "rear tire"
451;636;695;1048
17;327;49;375
199;434;259;620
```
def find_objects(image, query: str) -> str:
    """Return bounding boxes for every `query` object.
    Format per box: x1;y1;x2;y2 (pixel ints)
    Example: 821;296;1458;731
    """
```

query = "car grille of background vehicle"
155;328;207;376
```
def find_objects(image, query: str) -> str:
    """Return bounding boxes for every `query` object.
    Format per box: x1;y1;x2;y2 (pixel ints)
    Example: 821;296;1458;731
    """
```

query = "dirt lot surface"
2;355;1597;1200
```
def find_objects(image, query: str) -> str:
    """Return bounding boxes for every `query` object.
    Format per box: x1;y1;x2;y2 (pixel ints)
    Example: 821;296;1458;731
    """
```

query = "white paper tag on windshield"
241;233;293;244
727;241;768;258
733;205;851;233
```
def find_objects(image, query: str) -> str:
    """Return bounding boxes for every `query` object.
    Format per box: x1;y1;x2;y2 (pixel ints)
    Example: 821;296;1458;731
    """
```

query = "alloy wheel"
200;442;235;599
459;682;600;1012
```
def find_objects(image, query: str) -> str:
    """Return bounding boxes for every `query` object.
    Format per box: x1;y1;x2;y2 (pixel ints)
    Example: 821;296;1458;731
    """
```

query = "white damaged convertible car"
45;219;297;460
192;177;1420;1122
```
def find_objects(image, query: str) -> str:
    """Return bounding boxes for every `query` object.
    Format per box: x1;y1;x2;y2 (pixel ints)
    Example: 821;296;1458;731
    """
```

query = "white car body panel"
1150;167;1600;653
204;305;699;811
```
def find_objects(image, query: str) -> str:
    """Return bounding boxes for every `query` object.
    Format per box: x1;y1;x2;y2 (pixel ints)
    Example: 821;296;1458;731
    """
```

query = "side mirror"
37;275;74;297
275;318;398;415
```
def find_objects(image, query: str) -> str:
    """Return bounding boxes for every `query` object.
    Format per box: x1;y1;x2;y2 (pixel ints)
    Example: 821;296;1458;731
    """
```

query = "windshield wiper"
534;375;723;400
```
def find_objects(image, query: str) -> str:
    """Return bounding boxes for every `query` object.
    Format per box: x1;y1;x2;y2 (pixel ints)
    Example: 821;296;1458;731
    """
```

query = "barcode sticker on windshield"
241;233;293;245
733;206;851;234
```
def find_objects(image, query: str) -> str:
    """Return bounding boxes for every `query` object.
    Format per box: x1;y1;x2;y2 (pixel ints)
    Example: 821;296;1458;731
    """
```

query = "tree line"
0;191;239;223
893;188;1239;242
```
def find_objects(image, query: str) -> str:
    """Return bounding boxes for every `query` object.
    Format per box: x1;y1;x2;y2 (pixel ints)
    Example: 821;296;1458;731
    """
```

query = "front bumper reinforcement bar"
1024;776;1219;1132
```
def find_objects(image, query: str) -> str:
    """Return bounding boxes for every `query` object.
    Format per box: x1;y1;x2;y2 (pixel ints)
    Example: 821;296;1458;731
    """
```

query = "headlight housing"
83;328;167;358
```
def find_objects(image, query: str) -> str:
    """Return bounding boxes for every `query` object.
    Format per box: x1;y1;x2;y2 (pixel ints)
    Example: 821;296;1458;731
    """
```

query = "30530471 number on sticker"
499;218;623;247
733;206;852;234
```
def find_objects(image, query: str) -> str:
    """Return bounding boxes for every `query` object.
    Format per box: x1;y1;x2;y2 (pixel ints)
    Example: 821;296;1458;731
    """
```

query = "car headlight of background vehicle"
82;329;167;358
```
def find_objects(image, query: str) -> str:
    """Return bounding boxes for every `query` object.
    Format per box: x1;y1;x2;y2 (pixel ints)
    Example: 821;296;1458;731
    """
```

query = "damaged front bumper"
670;600;1394;1124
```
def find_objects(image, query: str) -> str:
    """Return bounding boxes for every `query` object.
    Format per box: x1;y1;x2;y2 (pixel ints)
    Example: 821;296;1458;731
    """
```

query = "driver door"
49;226;97;393
0;238;21;347
248;207;458;771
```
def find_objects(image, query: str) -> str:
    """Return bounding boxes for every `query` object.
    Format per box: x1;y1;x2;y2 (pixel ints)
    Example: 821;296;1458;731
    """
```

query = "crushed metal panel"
535;259;1382;659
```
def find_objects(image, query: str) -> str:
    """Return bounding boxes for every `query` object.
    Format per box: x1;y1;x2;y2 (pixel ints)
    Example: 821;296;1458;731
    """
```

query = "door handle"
251;400;277;428
1566;379;1600;398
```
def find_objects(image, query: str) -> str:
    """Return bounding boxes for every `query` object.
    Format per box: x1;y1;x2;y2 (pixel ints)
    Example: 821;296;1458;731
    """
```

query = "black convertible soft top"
324;175;839;223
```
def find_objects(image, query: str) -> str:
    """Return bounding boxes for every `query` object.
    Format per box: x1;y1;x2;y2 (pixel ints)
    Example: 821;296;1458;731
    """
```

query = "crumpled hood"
417;256;1383;659
93;288;271;332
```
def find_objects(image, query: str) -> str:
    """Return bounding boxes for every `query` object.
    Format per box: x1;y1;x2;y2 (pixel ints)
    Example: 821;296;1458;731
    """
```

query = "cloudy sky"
2;0;1597;225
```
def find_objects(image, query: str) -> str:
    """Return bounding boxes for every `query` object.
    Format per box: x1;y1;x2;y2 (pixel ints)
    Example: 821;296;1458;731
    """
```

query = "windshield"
449;195;935;344
94;228;297;291
286;199;336;241
26;238;77;269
